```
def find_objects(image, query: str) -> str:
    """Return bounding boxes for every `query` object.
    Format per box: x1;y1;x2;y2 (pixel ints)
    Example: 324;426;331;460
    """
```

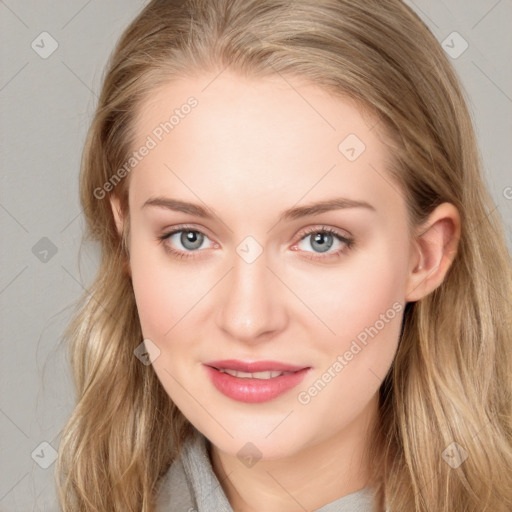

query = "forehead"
128;71;403;222
133;71;380;156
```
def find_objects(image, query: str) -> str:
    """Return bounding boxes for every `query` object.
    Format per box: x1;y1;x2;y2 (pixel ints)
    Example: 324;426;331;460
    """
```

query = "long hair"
55;1;512;510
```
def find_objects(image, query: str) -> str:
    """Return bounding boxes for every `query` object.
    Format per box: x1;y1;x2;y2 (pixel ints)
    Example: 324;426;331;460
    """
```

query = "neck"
209;393;379;512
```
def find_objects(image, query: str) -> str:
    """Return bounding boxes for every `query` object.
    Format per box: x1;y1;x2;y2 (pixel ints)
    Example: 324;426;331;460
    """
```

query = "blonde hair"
55;1;512;510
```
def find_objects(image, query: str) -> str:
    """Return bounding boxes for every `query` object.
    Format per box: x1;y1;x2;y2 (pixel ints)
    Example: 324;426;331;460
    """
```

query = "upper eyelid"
300;225;352;239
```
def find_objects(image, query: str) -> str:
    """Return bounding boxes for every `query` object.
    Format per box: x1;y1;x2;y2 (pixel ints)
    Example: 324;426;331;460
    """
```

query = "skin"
110;70;460;512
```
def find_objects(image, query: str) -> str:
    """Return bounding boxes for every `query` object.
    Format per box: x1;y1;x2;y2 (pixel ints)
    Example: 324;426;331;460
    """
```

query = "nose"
216;248;288;345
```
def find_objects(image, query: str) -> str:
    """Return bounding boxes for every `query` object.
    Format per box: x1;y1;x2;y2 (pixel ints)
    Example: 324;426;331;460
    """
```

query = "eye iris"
311;232;333;253
181;230;203;250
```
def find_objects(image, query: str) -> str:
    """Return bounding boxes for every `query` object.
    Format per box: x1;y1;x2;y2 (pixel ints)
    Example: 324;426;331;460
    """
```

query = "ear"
405;202;461;302
110;194;124;236
109;194;132;277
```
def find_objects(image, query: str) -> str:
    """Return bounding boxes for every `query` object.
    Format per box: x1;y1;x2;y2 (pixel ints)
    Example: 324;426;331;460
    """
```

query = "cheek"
129;239;223;344
290;236;407;407
292;235;409;345
129;236;192;340
292;252;406;431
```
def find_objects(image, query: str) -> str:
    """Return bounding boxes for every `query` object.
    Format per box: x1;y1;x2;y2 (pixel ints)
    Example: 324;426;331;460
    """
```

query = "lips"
203;359;311;403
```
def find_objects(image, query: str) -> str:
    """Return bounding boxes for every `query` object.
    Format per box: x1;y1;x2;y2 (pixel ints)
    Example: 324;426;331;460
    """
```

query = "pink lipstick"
203;359;311;403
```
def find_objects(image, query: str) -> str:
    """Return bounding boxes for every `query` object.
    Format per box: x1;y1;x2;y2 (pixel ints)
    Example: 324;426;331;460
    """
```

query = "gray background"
1;1;511;510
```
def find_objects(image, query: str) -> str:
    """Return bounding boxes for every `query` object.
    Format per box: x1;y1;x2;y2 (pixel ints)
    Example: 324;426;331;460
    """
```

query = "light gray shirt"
156;428;378;512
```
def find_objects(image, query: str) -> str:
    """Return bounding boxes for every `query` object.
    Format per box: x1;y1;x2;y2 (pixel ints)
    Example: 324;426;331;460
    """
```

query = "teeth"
219;369;291;379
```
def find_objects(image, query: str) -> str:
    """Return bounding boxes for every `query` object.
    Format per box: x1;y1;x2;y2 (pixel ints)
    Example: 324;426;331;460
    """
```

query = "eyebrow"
142;196;376;222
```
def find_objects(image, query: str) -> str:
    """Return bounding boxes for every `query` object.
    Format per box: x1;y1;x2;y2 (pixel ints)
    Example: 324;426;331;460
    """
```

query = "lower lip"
204;365;310;403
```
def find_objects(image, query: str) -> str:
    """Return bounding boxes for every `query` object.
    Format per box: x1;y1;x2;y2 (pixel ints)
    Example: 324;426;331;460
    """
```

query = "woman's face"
115;71;418;459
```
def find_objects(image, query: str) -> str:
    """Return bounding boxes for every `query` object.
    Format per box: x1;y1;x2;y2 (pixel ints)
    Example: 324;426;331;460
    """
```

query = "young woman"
55;1;512;511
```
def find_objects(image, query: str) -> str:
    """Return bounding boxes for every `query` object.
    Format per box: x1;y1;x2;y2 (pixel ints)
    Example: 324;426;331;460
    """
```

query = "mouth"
204;359;308;373
213;368;295;379
203;359;311;403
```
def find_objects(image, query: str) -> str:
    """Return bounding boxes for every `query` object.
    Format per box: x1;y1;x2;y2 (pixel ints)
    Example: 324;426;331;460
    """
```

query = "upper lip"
204;359;309;373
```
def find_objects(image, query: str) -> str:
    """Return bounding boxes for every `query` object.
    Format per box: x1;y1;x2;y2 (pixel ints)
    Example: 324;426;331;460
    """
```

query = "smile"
203;360;311;403
218;369;294;379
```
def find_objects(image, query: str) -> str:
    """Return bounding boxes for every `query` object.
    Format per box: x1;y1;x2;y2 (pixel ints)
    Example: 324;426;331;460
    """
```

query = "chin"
193;415;316;461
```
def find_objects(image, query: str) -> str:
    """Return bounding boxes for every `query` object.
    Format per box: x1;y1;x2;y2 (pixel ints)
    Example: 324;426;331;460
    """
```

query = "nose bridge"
216;244;287;342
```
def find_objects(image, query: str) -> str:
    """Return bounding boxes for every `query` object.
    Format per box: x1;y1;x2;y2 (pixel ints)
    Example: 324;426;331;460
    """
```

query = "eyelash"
157;224;355;262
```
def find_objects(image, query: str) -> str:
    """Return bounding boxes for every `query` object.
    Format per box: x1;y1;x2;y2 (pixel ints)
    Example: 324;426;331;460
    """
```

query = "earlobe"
405;203;461;302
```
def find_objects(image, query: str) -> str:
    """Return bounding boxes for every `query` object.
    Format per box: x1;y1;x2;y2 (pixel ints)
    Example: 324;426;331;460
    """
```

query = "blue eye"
159;227;213;259
158;225;354;261
169;230;207;251
294;226;354;261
